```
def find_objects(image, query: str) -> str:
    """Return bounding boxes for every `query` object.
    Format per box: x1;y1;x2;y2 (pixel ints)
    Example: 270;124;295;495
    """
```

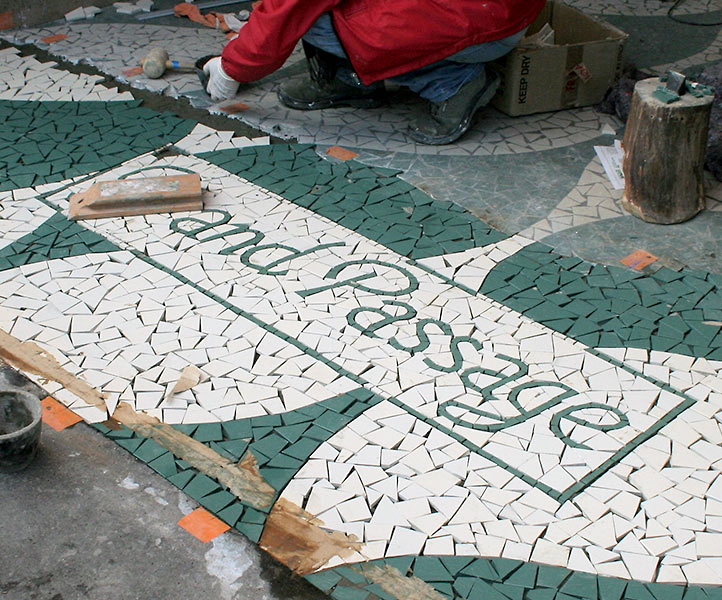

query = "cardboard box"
489;1;628;116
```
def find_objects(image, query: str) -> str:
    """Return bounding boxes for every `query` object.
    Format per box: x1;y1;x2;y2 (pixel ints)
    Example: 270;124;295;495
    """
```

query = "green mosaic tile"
383;557;414;576
526;589;557;600
193;422;224;443
439;557;476;575
0;213;120;272
334;567;368;586
412;557;453;582
481;242;722;359
305;570;344;592
182;473;221;500
234;521;263;542
132;438;168;463
115;437;143;453
167;469;195;489
598;577;628;600
197;489;235;513
469;579;507;600
147;452;178;477
459;558;499;581
362;583;396;600
216;503;244;527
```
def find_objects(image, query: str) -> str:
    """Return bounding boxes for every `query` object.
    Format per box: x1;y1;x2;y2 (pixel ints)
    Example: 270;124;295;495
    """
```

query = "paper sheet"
594;139;625;190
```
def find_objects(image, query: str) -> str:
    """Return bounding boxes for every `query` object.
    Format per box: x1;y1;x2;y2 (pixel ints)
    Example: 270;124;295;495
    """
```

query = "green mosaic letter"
346;300;417;339
240;242;345;276
298;259;419;298
424;335;483;373
438;354;579;431
389;318;453;355
171;209;265;253
550;402;629;450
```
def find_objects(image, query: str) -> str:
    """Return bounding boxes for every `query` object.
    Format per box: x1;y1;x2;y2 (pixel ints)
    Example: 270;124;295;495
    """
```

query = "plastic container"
0;390;42;473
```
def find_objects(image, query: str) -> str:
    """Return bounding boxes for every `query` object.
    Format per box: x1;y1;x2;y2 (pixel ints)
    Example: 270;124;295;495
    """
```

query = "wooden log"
622;77;713;224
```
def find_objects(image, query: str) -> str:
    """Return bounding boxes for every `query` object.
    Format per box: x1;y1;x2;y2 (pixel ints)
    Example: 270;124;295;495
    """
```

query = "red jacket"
222;0;545;85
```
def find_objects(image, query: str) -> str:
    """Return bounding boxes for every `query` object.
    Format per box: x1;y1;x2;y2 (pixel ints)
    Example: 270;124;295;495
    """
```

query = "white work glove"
203;56;240;101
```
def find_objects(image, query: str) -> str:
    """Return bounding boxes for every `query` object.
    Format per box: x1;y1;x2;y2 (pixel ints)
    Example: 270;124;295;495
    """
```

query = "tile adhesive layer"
2;0;722;598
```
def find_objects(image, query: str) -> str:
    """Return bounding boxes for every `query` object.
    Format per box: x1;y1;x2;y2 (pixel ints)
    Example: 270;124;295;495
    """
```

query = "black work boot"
278;42;385;110
408;69;500;145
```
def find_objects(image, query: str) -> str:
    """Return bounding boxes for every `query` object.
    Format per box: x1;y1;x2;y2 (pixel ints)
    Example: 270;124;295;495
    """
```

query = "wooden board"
69;173;203;220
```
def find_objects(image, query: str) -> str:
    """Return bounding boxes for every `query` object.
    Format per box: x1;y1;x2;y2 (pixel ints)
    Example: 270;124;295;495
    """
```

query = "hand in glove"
203;56;240;101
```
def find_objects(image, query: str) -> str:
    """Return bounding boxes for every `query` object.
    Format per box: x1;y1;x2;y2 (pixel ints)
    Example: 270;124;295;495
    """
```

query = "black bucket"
0;390;42;473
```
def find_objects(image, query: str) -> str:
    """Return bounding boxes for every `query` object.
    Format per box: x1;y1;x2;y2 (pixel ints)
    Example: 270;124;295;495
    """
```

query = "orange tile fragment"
123;66;143;77
326;146;359;161
41;396;82;431
42;33;69;44
178;508;230;542
621;250;658;270
0;11;13;30
220;102;249;114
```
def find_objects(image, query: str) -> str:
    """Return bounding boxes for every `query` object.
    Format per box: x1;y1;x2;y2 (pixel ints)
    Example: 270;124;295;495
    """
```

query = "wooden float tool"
69;173;203;220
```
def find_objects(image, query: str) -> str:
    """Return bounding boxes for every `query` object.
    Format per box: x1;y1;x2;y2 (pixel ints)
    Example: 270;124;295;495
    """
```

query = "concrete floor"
0;366;325;600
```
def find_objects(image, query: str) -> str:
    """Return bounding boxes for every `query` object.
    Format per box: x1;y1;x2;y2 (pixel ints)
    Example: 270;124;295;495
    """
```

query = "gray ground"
0;365;325;600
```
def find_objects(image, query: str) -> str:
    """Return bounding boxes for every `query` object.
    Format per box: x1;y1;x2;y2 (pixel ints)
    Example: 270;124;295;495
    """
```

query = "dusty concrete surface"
1;0;118;28
0;365;326;600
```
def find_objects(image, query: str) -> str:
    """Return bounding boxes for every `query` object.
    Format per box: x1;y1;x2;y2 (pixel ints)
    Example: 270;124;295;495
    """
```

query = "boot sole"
277;89;385;111
408;73;501;145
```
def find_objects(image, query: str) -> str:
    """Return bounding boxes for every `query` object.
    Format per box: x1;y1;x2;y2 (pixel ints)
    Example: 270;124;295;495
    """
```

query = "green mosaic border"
307;556;714;600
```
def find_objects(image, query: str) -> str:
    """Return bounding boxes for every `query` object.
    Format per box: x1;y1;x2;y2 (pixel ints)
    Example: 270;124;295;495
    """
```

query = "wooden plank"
69;173;203;220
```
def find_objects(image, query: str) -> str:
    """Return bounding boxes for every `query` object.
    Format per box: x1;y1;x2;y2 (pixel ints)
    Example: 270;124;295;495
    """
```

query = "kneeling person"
204;0;545;145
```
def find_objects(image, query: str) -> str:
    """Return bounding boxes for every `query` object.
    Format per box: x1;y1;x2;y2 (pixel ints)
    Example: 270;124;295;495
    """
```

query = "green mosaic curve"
196;144;507;260
94;387;383;543
0;99;194;191
308;555;717;600
0;212;119;271
480;242;722;360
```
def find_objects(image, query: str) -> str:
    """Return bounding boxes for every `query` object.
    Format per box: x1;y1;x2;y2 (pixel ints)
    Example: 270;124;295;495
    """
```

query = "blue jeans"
303;13;526;102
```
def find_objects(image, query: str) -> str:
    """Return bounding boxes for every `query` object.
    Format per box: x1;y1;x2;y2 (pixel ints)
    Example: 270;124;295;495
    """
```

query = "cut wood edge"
260;497;362;576
113;402;276;510
0;328;107;413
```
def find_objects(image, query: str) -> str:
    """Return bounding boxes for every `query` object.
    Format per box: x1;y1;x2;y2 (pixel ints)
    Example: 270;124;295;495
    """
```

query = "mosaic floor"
3;1;722;599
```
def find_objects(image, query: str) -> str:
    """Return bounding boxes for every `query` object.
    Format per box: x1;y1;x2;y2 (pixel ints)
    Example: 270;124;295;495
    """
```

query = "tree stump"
622;77;713;224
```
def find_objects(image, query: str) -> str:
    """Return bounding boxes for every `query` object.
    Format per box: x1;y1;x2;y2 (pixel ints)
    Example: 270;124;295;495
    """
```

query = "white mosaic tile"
0;46;134;101
0;194;56;251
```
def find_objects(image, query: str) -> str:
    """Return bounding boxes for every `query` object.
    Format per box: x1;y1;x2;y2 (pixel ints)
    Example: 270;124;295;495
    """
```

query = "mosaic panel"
2;5;722;598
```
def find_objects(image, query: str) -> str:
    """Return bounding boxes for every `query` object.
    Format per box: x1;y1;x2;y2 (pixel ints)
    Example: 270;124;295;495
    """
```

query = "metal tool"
136;0;244;20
